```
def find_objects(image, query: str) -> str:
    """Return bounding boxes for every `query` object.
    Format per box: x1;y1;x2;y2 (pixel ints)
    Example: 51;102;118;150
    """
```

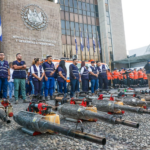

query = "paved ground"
0;88;150;150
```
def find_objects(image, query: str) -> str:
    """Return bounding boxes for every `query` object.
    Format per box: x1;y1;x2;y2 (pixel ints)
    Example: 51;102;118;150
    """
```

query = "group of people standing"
1;51;150;104
107;67;148;88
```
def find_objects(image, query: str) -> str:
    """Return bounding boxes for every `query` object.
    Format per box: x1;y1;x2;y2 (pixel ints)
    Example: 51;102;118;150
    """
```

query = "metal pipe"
58;104;139;128
13;111;106;145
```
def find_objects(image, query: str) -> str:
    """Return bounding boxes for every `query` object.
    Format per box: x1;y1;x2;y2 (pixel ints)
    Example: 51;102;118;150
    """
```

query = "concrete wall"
1;0;62;66
109;0;127;61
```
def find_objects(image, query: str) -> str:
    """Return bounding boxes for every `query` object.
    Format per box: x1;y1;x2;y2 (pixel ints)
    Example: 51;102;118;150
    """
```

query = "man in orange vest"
112;68;119;88
119;68;124;88
143;70;148;86
107;69;112;88
123;68;127;87
133;68;138;87
138;68;143;87
129;69;134;87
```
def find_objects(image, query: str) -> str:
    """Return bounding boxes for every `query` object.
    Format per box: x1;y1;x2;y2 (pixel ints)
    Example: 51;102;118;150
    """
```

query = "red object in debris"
38;103;48;115
9;112;13;117
109;96;114;101
33;131;42;136
121;110;125;114
108;112;113;114
98;94;103;100
1;100;9;108
143;106;147;109
70;99;75;105
79;101;87;107
122;95;125;97
133;94;136;97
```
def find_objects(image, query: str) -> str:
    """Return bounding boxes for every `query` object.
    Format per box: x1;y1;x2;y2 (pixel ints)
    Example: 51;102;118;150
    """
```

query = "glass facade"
58;0;100;60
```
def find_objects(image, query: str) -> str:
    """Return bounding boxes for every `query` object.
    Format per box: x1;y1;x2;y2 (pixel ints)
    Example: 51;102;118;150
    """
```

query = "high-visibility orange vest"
113;71;119;79
143;73;148;80
129;72;134;79
138;71;143;78
133;71;138;79
119;70;124;80
107;72;112;80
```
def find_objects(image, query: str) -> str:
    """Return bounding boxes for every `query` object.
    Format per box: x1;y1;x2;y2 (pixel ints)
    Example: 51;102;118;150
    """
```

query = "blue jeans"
91;79;98;94
54;80;59;92
58;81;67;93
30;80;34;95
0;78;8;99
41;82;45;96
8;82;14;99
70;79;79;97
44;77;54;97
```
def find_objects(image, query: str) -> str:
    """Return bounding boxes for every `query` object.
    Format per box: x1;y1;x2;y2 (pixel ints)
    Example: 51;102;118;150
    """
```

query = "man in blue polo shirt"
13;53;28;104
0;52;10;100
43;55;55;100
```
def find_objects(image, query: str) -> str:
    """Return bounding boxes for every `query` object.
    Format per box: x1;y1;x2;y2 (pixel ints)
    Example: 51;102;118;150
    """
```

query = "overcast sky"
122;0;150;51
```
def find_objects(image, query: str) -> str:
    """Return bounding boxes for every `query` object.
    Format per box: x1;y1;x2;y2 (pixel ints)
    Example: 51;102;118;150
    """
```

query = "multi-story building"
55;0;127;68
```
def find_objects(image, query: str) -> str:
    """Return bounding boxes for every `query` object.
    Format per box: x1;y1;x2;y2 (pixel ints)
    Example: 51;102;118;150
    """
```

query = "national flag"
80;31;84;51
75;36;78;54
86;32;90;51
93;36;96;53
0;17;2;41
97;34;101;53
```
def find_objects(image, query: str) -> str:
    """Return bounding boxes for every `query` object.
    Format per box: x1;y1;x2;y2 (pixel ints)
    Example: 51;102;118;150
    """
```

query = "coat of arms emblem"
21;4;48;30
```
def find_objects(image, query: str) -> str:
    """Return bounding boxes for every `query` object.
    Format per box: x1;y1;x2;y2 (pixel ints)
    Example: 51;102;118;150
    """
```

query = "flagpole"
80;27;83;61
86;30;89;61
92;30;95;61
97;32;100;61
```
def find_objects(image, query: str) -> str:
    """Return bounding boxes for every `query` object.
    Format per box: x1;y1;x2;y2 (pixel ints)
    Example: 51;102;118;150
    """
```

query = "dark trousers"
134;79;138;85
82;79;89;92
0;78;8;99
33;80;42;96
99;76;108;89
113;79;117;88
138;78;143;85
123;79;127;85
108;80;111;86
129;78;133;86
143;79;148;85
58;81;67;93
70;79;79;98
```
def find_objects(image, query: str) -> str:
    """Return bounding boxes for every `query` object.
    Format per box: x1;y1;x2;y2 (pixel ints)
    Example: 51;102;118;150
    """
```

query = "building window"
61;20;65;29
70;8;73;12
91;12;94;17
86;3;90;10
74;8;78;13
78;10;82;15
60;0;64;5
106;11;109;17
65;0;68;6
74;0;77;8
70;22;74;30
84;24;87;31
66;30;70;35
60;5;65;10
69;0;73;7
61;29;66;35
90;4;94;12
65;7;69;11
88;25;92;32
75;22;79;31
95;5;98;12
92;25;96;33
86;12;90;16
66;21;70;29
105;0;108;4
79;23;83;31
78;1;82;9
76;31;80;37
82;2;86;10
83;11;86;15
